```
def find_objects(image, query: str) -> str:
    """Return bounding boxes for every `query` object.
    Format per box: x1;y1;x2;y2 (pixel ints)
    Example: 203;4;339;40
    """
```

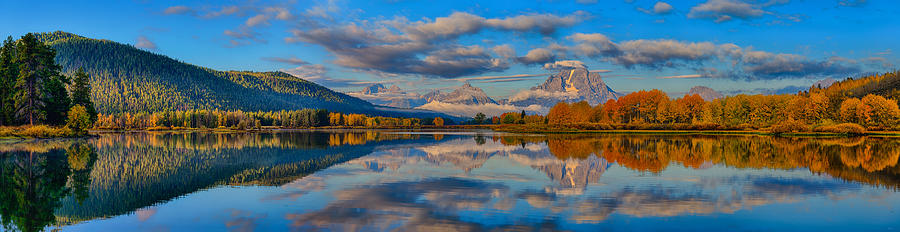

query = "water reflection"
0;131;898;231
0;141;96;232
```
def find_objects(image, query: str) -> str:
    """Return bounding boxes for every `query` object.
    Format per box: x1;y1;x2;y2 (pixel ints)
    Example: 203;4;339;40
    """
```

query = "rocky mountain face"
427;83;497;105
509;67;622;107
687;86;724;101
351;84;426;108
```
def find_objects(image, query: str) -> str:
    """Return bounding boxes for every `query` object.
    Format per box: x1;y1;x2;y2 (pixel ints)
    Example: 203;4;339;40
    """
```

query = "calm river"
1;130;899;231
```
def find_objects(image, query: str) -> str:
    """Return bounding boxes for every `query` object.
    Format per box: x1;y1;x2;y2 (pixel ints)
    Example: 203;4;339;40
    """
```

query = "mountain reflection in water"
1;131;899;231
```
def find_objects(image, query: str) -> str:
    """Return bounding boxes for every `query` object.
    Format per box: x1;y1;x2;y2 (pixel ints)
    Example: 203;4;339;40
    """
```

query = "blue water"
1;131;898;231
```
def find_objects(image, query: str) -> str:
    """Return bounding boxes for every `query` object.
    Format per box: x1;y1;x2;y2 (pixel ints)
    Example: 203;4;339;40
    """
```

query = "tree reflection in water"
0;141;96;232
1;132;898;231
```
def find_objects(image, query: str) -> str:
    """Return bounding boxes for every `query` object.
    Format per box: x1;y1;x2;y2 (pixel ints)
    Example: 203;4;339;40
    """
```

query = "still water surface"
1;130;899;231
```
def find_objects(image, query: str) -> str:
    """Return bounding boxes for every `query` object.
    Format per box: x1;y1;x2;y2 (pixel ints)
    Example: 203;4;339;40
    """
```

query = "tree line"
93;109;446;130
487;71;900;132
0;33;97;134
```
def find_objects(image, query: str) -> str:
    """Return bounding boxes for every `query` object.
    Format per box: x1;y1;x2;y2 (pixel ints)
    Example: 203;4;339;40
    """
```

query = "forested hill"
36;31;374;114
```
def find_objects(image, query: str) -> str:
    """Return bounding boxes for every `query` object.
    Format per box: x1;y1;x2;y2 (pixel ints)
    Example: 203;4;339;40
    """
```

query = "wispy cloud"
657;74;703;79
262;56;310;65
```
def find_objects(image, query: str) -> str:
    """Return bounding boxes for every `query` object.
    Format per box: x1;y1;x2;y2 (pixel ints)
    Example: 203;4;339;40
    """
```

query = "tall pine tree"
13;33;61;125
0;36;16;126
70;67;96;122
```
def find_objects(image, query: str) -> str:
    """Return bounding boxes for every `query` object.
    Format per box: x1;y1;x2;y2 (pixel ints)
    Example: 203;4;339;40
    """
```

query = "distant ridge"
688;86;724;101
34;31;455;119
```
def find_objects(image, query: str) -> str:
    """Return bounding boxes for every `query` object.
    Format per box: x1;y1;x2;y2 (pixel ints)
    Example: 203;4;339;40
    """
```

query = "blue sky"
1;0;897;98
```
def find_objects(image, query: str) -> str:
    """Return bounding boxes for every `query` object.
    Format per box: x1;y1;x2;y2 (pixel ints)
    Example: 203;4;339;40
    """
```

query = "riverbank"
4;124;900;140
0;125;91;140
491;124;900;137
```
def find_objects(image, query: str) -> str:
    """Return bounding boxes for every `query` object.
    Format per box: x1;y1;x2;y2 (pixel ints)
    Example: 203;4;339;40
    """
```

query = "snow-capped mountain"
508;66;622;107
427;82;498;105
350;84;426;108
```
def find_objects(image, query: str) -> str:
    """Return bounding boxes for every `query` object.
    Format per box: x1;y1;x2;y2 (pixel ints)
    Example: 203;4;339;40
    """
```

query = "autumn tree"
433;117;444;126
547;102;574;124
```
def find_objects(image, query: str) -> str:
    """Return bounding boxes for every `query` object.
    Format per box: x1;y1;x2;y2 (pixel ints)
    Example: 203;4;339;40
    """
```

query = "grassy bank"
491;123;900;137
0;125;88;140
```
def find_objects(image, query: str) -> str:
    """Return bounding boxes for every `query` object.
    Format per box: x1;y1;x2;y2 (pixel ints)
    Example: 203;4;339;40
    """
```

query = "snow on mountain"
509;65;622;108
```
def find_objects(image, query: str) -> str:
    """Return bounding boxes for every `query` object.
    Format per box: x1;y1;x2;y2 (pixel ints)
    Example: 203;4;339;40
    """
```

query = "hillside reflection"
1;131;899;231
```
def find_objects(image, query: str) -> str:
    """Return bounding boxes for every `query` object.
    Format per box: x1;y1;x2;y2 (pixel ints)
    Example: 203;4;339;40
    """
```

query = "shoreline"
4;125;900;141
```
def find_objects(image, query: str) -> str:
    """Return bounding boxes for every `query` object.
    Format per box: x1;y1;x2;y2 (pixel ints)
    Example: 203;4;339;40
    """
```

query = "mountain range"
351;67;623;116
36;31;453;119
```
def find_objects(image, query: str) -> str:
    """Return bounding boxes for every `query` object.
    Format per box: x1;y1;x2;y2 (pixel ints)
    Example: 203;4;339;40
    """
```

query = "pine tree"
70;67;97;122
13;33;63;125
14;33;48;125
44;73;70;125
0;36;16;125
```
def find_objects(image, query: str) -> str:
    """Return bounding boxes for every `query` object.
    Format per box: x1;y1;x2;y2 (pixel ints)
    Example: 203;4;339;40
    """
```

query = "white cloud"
654;2;674;14
508;89;579;102
135;36;157;50
416;101;546;117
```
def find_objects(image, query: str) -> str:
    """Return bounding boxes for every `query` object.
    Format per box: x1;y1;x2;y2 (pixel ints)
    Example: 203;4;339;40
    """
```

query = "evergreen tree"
44;74;70;125
12;33;64;125
14;33;51;125
70;67;97;122
0;36;16;125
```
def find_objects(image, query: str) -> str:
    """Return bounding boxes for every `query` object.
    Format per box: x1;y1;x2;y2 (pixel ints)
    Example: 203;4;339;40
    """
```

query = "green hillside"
35;31;373;114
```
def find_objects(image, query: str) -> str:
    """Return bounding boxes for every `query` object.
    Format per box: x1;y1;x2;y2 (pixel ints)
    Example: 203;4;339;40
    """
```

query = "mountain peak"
688;86;724;101
36;31;88;44
513;66;620;106
429;83;497;105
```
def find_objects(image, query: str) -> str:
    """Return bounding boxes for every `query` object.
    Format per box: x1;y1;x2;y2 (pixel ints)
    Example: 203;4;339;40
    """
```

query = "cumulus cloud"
491;44;516;58
416;101;546;117
687;0;782;23
551;32;865;80
404;12;486;42
285;12;583;78
484;13;583;35
162;6;193;15
542;60;587;70
612;39;719;68
740;50;860;78
245;14;270;27
202;6;240;18
640;1;674;15
654;2;674;14
517;48;556;64
163;3;299;47
567;33;619;57
134;36;157;50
